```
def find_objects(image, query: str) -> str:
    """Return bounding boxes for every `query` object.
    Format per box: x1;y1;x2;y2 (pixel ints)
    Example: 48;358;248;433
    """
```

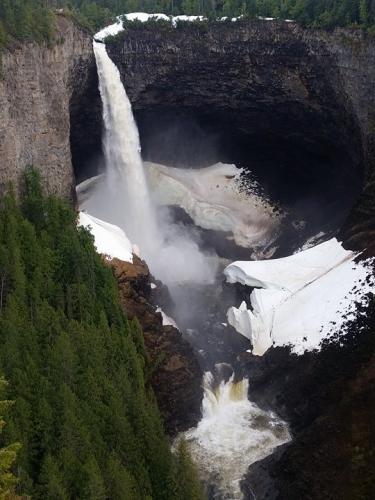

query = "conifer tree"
0;378;21;499
175;439;206;500
0;169;205;499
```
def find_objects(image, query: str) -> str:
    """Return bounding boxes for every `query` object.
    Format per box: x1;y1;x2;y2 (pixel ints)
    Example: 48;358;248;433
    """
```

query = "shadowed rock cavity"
70;20;375;251
69;59;103;185
135;106;361;233
103;20;375;244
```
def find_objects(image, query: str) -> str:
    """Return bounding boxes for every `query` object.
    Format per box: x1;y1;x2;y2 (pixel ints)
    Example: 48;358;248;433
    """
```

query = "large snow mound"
78;212;133;263
225;238;374;355
146;162;281;250
225;238;351;289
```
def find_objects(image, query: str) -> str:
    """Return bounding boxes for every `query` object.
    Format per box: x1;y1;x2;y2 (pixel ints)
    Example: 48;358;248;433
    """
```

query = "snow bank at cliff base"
78;212;133;263
225;238;374;355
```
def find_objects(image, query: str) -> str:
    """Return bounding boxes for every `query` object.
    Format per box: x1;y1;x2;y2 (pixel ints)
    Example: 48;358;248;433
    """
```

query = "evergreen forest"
1;0;375;48
0;170;204;499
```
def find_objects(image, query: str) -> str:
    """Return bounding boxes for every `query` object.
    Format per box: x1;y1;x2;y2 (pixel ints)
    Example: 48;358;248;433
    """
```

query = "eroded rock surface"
0;14;101;198
111;256;203;435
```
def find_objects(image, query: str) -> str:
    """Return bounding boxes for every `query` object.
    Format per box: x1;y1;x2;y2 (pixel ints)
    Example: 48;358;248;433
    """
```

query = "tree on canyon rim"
1;0;375;43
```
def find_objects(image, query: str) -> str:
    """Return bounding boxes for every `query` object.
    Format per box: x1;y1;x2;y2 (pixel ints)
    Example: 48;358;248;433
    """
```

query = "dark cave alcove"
69;61;103;185
134;104;363;238
70;20;367;246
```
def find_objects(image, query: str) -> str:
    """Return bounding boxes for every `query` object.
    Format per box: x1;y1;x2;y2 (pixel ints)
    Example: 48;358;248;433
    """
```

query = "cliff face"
106;20;375;254
241;296;375;499
111;256;203;435
0;14;99;199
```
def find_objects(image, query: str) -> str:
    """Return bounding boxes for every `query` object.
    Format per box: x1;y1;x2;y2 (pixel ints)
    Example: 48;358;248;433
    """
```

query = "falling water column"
93;41;159;253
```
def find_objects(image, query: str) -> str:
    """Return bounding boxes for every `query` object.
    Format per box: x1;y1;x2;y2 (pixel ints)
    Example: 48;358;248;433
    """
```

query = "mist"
84;42;219;290
80;172;219;286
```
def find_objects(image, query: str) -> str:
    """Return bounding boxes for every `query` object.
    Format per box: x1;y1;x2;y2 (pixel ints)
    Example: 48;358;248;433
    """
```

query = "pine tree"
174;439;205;500
360;0;370;24
37;454;69;500
0;378;21;499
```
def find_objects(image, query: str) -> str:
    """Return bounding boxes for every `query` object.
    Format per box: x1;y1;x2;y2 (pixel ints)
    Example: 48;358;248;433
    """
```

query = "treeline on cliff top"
0;169;204;499
0;0;375;46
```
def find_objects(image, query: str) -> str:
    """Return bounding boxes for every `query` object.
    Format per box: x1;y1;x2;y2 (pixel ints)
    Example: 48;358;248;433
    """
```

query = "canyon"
1;13;375;499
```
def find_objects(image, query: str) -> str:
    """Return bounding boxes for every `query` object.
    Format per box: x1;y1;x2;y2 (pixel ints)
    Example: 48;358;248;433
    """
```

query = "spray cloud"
92;41;218;286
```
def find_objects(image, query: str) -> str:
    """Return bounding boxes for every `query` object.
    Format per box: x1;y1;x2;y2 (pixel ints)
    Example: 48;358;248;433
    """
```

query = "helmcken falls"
2;3;375;499
93;41;159;253
90;35;291;500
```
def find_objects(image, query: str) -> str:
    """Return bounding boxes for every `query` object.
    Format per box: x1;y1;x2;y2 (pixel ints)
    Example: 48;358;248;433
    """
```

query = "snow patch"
156;307;179;329
95;12;254;42
227;301;252;340
172;15;206;26
78;212;133;263
225;238;374;355
95;12;206;41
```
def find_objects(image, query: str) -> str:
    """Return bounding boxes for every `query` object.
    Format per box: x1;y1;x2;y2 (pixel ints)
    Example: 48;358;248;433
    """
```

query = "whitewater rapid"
178;369;290;499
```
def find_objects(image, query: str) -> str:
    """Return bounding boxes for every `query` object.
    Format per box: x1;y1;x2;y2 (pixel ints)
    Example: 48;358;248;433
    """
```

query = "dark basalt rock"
239;297;375;499
110;255;203;436
106;20;375;254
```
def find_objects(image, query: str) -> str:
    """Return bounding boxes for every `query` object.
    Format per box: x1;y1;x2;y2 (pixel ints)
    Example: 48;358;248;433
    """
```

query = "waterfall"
178;369;291;499
91;40;218;285
93;41;159;251
91;32;289;500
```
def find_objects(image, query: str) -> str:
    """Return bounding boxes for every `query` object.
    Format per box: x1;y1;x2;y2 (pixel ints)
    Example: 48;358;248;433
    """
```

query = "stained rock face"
111;256;203;435
106;20;375;254
0;14;101;198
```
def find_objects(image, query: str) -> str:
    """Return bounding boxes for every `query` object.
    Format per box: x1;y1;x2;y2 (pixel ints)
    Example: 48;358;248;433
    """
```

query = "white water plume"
178;370;290;499
92;41;218;285
93;41;159;248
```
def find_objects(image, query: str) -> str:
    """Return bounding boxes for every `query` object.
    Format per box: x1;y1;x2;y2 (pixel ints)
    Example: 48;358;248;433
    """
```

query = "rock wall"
0;14;97;199
111;256;203;435
106;20;375;253
240;296;375;499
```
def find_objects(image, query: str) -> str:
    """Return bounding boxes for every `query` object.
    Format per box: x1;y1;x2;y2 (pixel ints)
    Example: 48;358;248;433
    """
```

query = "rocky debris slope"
110;255;203;435
0;14;100;198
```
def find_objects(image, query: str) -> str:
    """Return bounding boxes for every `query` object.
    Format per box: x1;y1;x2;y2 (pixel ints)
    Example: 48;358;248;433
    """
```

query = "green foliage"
1;0;375;46
0;168;204;499
174;439;205;500
0;378;21;499
0;0;54;44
